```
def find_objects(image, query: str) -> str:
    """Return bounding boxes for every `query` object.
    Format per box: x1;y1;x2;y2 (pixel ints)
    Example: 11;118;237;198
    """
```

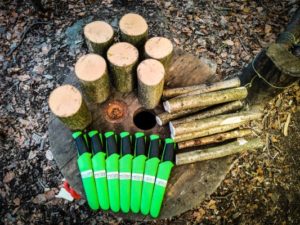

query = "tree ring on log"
104;100;128;123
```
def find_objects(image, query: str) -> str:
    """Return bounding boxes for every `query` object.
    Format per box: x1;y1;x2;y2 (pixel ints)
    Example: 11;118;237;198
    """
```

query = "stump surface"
49;50;234;220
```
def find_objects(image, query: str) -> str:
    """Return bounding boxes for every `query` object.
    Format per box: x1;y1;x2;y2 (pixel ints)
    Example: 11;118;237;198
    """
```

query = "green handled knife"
150;138;175;218
72;131;100;210
88;130;110;210
141;134;161;215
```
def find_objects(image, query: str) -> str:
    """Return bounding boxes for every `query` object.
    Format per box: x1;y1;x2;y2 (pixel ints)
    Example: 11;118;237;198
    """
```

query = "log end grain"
107;42;139;67
155;116;163;126
84;21;114;44
49;85;82;118
163;100;171;113
75;54;107;82
144;37;173;66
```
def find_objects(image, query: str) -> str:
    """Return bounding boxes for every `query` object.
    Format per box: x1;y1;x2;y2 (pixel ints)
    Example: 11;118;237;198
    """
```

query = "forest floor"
1;0;300;224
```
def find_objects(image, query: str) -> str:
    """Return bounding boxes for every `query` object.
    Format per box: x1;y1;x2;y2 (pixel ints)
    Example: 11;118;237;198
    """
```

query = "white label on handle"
143;175;155;184
119;172;131;180
81;170;93;179
94;170;106;179
131;173;143;181
155;178;167;187
107;172;119;180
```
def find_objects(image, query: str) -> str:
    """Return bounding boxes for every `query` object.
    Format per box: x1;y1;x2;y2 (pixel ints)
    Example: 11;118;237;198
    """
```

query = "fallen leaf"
193;208;205;222
4;171;15;183
223;39;234;46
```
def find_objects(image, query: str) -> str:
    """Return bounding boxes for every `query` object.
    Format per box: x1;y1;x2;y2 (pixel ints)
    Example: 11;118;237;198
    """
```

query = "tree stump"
83;21;114;56
49;50;235;220
75;54;110;103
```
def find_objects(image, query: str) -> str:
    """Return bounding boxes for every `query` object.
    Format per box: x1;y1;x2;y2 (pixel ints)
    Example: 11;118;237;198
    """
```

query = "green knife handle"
92;152;110;210
119;154;133;213
106;153;120;212
150;161;174;218
131;154;147;213
77;152;100;210
140;157;160;215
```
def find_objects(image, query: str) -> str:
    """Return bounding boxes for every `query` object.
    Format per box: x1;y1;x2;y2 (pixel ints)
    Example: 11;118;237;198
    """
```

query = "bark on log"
75;54;110;103
164;87;248;113
172;100;244;125
155;107;205;126
119;13;148;48
48;85;92;130
144;37;173;68
137;59;165;109
173;122;246;142
177;129;253;149
107;42;139;93
83;21;114;56
239;8;300;105
176;138;264;165
170;111;263;137
163;77;241;99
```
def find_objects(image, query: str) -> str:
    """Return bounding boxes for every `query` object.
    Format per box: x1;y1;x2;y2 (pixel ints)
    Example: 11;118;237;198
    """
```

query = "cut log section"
172;100;244;125
164;87;248;113
176;138;264;165
173;122;246;142
156;107;204;126
107;42;139;93
119;13;148;48
177;129;253;149
75;54;110;103
170;111;262;137
163;77;241;99
83;21;114;56
144;37;173;68
48;85;92;130
137;59;165;109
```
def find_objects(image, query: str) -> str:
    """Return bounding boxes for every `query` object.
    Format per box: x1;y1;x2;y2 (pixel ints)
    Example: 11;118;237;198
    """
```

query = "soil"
1;0;299;224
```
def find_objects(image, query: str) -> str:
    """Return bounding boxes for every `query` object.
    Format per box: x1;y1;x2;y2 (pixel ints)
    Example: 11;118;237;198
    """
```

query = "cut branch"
172;100;244;125
172;122;246;142
163;87;247;113
176;138;264;165
177;129;253;149
162;77;240;99
170;111;262;137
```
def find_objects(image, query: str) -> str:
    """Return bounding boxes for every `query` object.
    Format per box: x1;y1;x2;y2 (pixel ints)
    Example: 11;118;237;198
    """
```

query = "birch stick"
170;111;263;137
172;100;244;125
163;87;248;113
177;129;253;149
162;77;241;99
176;138;264;165
173;122;246;142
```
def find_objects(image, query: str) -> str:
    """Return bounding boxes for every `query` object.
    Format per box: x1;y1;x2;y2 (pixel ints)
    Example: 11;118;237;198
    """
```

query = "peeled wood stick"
83;21;114;56
137;59;165;109
177;129;253;149
173;122;246;142
48;85;92;130
162;77;241;99
172;100;244;125
176;137;264;165
170;111;263;137
163;87;248;113
156;107;205;126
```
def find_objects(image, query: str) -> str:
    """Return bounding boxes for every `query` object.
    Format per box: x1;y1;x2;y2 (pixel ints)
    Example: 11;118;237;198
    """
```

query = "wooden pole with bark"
75;54;110;103
170;111;263;137
107;42;139;93
177;129;253;149
119;13;148;48
176;138;264;165
163;87;248;113
137;59;165;109
83;21;114;56
162;77;241;99
48;85;92;130
144;37;173;68
172;100;244;125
